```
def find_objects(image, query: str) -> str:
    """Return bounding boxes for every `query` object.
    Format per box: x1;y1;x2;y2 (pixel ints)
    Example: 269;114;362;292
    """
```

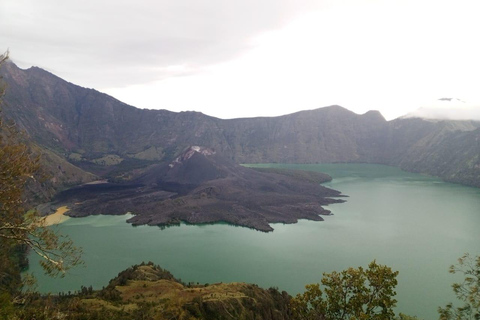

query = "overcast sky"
1;0;480;120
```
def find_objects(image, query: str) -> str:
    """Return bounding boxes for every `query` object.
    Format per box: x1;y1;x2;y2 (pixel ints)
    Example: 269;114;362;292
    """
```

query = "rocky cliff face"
2;61;480;189
219;107;389;164
387;119;480;187
1;61;386;165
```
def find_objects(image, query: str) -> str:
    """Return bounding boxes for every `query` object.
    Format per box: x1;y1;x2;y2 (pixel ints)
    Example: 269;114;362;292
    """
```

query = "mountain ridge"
2;61;480;191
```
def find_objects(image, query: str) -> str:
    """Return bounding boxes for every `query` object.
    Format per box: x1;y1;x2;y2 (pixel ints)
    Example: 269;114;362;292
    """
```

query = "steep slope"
0;118;97;206
1;62;227;160
2;61;480;189
221;107;388;164
28;144;97;204
0;62;388;166
387;119;480;186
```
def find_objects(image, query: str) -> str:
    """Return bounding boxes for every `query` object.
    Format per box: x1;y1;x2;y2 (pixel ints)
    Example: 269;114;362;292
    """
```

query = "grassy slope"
13;263;291;320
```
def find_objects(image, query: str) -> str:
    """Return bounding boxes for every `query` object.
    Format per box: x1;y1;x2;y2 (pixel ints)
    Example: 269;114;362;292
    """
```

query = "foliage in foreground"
290;260;399;319
0;51;82;298
439;253;480;320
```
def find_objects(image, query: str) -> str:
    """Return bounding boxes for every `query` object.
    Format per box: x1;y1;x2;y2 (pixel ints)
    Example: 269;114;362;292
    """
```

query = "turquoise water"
28;164;480;319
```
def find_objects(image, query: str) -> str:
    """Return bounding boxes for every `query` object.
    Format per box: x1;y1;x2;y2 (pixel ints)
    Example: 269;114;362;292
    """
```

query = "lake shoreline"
28;164;480;320
42;206;70;226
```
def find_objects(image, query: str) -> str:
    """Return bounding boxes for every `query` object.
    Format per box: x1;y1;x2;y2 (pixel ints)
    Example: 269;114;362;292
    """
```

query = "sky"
1;0;480;120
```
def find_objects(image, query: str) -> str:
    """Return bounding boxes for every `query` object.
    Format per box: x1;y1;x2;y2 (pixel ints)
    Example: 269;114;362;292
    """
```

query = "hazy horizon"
2;0;480;121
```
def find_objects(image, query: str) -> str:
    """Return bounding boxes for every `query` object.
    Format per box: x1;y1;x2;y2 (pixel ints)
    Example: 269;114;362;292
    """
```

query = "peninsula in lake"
46;146;344;232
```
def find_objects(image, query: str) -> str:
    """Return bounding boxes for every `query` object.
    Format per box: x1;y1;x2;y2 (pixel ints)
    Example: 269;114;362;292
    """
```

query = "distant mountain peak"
362;110;386;121
169;146;216;168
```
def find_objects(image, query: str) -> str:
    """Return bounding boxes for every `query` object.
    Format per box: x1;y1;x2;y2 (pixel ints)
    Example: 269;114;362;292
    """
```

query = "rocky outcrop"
21;262;293;319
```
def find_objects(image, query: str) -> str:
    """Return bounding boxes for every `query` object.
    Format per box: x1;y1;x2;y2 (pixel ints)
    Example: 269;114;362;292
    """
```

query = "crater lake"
28;164;480;319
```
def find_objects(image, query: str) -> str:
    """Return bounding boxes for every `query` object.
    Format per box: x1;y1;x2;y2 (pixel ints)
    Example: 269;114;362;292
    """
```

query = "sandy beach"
43;206;70;226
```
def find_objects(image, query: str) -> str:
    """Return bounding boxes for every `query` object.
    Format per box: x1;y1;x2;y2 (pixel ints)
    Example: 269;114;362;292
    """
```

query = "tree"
290;260;399;320
396;313;421;320
438;253;480;320
0;51;82;295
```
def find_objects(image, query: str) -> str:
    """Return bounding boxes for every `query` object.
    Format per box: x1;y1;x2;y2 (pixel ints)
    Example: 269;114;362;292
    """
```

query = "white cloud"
0;0;321;88
103;0;480;120
405;98;480;121
2;0;480;120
